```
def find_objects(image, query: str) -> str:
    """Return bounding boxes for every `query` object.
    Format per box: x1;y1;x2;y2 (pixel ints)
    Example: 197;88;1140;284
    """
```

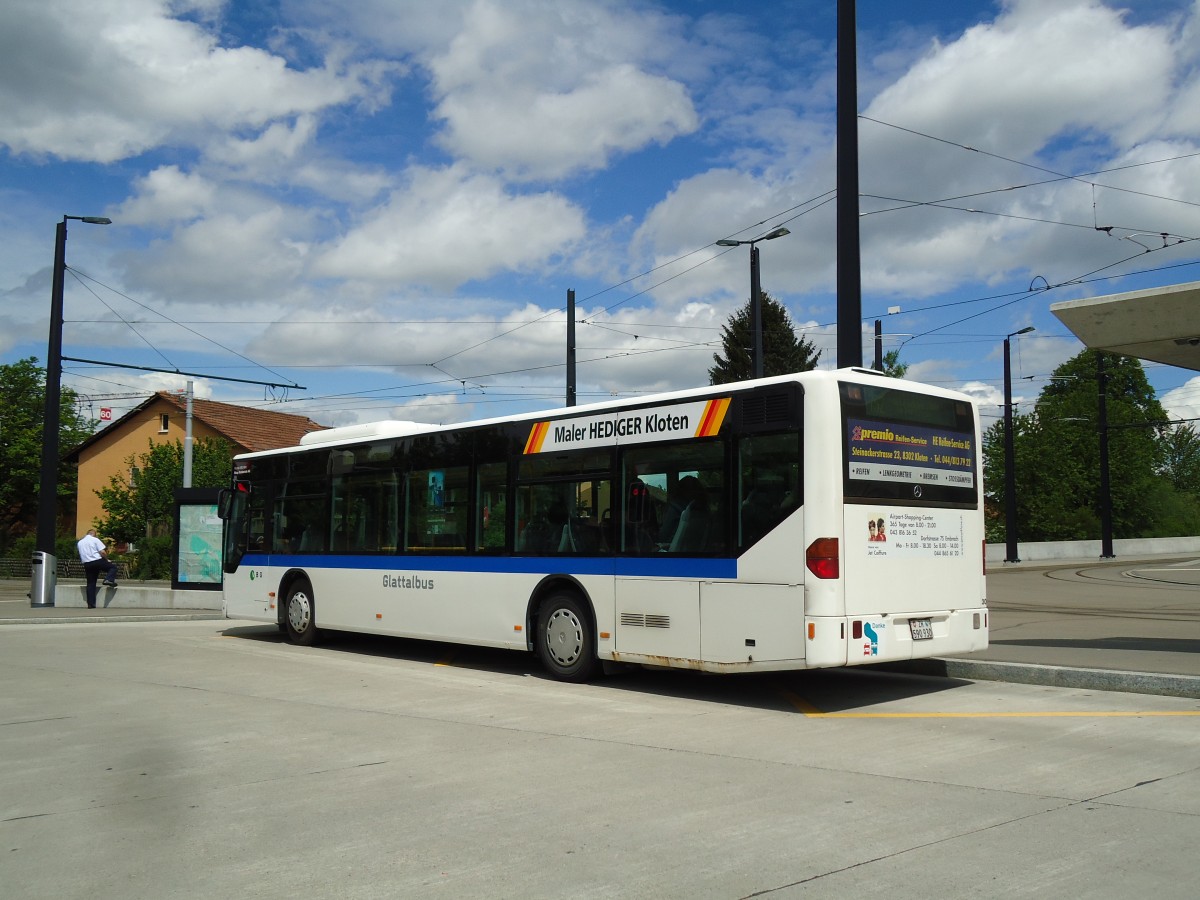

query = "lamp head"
715;239;741;247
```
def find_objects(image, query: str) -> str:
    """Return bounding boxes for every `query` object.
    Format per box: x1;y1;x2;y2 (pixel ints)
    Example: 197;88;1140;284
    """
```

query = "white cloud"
956;378;1005;412
868;1;1175;157
312;164;587;288
0;0;395;163
208;115;320;169
631;167;841;314
115;166;220;225
1161;375;1200;421
425;0;698;179
433;64;697;181
288;0;704;181
234;296;738;426
850;0;1199;297
120;207;313;302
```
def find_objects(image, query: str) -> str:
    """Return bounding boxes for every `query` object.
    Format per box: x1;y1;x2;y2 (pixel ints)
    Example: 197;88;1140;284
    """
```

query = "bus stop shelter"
1051;280;1200;372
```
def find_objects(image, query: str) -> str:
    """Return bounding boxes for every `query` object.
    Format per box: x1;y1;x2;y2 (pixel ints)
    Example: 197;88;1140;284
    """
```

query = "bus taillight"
806;537;839;579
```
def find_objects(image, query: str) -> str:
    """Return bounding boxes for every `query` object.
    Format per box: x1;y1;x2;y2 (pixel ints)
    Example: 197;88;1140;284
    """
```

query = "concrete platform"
46;580;221;610
1;578;222;621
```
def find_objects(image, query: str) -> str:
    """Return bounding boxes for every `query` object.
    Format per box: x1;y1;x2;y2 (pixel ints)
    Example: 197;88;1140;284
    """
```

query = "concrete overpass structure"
1050;279;1200;372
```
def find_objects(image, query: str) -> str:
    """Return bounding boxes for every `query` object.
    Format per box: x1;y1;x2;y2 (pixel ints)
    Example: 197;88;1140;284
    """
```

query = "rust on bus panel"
609;652;750;673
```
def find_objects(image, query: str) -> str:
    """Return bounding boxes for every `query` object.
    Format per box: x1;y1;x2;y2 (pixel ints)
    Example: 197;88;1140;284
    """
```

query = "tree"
1159;423;1200;497
982;349;1194;542
95;437;232;544
0;357;93;550
709;291;821;384
881;349;908;379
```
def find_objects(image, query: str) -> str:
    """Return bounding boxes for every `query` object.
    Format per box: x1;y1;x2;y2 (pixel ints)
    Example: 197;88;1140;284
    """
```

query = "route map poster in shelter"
176;504;223;585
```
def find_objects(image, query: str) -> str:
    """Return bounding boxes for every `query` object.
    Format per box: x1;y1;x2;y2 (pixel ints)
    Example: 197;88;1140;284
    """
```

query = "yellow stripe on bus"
523;420;549;454
695;397;730;437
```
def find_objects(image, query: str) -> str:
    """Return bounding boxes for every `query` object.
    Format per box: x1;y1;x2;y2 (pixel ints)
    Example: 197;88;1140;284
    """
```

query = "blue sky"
3;0;1200;434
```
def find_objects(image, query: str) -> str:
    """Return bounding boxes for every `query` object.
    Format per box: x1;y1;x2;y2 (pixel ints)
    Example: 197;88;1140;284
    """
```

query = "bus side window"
739;431;802;548
273;482;328;554
516;480;610;555
623;479;658;552
332;473;400;553
623;441;727;554
476;462;507;552
516;484;560;553
406;465;468;552
246;490;267;553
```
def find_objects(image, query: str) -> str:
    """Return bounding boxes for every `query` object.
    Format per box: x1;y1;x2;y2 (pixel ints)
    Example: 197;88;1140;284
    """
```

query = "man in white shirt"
77;528;118;608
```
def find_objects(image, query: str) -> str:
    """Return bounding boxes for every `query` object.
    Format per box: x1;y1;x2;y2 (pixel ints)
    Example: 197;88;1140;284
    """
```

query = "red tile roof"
154;392;326;452
68;392;327;458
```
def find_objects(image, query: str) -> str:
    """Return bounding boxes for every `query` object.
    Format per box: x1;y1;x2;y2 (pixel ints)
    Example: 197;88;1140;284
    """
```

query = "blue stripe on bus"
239;553;737;580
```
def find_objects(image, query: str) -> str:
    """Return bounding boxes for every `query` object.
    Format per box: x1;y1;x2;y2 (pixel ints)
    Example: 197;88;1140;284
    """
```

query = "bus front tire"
284;581;318;646
537;593;599;682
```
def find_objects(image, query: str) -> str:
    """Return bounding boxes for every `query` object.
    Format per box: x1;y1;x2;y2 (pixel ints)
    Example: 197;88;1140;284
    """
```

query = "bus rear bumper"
806;609;989;668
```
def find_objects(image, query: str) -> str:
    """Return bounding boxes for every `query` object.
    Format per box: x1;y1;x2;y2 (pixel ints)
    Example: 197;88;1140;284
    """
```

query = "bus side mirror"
218;484;251;520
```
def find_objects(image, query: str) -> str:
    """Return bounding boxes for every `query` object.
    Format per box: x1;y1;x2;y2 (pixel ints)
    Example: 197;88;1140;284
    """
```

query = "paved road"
977;556;1200;678
2;618;1198;899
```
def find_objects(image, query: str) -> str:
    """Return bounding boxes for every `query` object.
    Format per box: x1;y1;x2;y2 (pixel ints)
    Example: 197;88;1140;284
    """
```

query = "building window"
159;414;169;433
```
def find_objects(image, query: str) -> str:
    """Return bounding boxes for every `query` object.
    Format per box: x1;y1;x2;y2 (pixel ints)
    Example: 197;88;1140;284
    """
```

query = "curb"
0;613;225;625
880;657;1200;700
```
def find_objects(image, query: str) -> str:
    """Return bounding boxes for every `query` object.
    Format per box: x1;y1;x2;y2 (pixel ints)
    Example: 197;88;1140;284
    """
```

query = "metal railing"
0;558;131;580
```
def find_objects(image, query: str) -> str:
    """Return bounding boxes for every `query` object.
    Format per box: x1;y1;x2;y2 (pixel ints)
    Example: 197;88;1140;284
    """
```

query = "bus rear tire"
284;581;318;646
537;592;599;682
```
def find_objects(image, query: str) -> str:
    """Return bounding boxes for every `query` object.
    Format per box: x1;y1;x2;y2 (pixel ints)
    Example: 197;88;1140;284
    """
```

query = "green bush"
125;534;174;580
6;534;34;560
5;534;88;563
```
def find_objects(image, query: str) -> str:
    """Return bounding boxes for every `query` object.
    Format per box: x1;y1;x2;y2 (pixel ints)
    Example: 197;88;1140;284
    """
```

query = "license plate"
909;618;934;641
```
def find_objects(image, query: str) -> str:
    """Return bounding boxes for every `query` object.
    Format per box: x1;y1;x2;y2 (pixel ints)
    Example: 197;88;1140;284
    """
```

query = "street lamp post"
33;215;111;607
1097;352;1115;558
1003;326;1035;563
716;226;790;380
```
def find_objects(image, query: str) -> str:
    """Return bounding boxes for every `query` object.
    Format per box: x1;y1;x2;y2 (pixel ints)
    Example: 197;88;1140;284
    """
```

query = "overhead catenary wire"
859;115;1200;212
66;267;301;388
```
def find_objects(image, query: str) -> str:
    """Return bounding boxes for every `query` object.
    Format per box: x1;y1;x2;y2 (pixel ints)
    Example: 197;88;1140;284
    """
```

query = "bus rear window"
840;382;977;507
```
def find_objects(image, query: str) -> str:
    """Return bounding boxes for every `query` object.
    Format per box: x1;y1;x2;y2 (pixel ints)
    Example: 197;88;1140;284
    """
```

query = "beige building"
70;392;324;536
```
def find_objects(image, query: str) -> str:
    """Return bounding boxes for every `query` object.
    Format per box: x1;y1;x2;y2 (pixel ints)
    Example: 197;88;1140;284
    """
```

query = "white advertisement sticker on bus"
524;398;730;454
861;510;966;559
846;419;975;488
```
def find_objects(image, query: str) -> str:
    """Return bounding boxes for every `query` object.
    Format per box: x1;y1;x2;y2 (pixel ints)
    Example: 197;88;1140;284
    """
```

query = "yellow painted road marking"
777;689;1200;718
780;690;826;716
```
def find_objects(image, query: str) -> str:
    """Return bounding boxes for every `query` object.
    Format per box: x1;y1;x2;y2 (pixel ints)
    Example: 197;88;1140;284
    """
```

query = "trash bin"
30;551;56;608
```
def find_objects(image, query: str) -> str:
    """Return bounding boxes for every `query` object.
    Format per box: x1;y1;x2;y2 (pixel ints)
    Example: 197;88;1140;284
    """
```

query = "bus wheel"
284;581;317;646
537;593;598;682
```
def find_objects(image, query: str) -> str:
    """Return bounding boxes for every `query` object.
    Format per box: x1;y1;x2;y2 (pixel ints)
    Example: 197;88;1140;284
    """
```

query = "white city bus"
219;369;987;681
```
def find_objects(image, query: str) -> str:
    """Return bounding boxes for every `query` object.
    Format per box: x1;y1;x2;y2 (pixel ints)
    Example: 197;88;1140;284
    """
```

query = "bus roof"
233;368;976;461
